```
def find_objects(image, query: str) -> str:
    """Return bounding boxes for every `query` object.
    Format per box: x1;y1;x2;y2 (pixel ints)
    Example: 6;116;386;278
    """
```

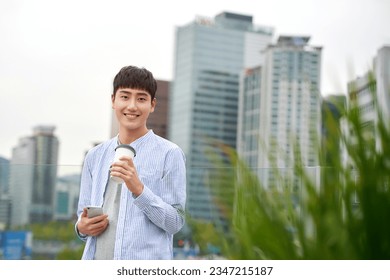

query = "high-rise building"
169;11;273;221
374;46;390;130
110;79;171;139
55;174;80;221
344;45;390;160
146;80;170;139
0;156;9;195
237;66;262;169
9;126;59;226
339;46;390;205
238;36;322;189
0;157;11;229
0;194;11;230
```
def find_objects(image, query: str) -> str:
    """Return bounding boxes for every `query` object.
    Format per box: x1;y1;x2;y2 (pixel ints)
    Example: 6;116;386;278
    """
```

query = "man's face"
111;88;156;135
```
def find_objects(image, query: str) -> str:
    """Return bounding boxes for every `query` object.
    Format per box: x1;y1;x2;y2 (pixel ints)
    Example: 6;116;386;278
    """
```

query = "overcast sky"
1;0;389;173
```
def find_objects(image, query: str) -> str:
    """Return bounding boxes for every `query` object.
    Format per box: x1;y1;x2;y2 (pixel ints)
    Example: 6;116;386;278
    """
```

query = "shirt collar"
115;130;154;150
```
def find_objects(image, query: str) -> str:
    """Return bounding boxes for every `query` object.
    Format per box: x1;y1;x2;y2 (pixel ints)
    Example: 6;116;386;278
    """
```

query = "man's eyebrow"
118;89;131;94
118;90;149;96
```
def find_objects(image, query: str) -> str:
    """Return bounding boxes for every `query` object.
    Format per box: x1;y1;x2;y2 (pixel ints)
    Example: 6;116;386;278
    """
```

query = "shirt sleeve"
133;147;186;235
74;151;94;241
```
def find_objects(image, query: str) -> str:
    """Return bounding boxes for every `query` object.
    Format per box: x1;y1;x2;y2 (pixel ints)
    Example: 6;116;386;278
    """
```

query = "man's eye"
120;95;128;99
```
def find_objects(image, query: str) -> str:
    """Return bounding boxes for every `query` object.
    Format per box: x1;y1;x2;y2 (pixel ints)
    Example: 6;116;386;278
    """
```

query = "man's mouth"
124;113;138;119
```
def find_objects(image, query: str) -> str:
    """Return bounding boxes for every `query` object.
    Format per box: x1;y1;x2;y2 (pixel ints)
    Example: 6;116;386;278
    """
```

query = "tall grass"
190;74;390;259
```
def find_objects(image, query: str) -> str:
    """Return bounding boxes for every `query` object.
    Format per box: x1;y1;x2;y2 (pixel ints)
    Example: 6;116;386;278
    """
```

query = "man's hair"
113;66;157;99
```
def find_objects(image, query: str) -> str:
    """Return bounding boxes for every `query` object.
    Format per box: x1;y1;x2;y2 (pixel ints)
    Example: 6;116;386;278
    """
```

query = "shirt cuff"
75;221;87;239
133;185;156;212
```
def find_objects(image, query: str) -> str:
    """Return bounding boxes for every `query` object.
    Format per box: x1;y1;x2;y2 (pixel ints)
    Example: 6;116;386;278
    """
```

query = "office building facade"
344;45;390;161
55;174;81;221
170;12;273;221
237;66;262;169
375;46;390;131
9;126;59;226
238;36;322;189
0;157;9;195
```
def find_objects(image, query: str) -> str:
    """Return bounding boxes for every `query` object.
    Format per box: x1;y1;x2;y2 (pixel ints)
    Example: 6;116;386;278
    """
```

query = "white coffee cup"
111;144;136;183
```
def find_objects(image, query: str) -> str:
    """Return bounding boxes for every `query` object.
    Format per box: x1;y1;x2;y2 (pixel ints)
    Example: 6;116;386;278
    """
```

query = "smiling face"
112;88;156;143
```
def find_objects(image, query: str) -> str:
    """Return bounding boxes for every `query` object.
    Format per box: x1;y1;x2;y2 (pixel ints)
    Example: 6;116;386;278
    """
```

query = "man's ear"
151;98;157;113
111;94;115;109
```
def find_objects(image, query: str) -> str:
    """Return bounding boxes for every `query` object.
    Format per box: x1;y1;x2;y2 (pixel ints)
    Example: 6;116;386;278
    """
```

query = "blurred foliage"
17;221;78;242
190;72;390;259
56;245;84;260
188;219;223;255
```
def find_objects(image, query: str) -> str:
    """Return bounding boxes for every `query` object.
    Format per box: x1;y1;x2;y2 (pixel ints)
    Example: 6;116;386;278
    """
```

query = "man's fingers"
87;217;109;236
116;156;134;167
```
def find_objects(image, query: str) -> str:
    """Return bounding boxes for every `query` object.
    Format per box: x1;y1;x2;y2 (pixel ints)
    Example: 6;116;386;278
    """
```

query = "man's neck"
118;128;149;144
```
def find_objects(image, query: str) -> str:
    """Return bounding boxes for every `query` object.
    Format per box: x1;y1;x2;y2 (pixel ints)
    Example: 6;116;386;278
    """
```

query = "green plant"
191;73;390;260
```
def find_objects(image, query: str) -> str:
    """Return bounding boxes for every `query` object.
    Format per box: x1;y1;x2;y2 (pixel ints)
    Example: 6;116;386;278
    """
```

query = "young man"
75;66;186;259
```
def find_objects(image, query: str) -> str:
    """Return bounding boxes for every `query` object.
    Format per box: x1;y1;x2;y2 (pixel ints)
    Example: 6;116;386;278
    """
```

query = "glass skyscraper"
169;12;273;221
238;36;322;189
9;126;59;226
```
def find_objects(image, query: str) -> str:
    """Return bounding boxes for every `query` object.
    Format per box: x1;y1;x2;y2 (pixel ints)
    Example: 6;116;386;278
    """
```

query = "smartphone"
86;206;103;218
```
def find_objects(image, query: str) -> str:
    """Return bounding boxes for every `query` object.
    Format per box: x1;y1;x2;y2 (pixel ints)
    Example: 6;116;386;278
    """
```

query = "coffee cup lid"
115;144;136;157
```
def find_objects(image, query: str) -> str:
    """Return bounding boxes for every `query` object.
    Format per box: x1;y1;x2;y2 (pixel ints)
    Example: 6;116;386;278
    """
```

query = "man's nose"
126;98;137;109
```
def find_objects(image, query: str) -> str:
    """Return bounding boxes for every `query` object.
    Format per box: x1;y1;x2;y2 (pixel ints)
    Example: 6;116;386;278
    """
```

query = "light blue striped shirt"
76;130;186;259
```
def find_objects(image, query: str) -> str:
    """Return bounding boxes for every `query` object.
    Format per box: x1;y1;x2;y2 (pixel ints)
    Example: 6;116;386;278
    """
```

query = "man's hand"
110;156;144;196
77;208;109;236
